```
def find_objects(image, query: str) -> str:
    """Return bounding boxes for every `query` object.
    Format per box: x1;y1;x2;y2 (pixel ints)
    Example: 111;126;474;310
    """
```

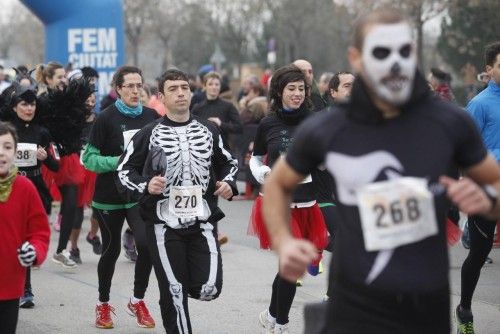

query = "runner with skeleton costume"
117;69;238;334
262;9;500;334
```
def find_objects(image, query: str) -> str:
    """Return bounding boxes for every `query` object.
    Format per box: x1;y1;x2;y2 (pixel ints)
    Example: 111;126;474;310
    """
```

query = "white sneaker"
274;323;290;334
258;309;275;333
52;250;77;269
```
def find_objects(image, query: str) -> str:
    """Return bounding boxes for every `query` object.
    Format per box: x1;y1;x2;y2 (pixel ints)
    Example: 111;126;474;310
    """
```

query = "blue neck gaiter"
115;98;143;118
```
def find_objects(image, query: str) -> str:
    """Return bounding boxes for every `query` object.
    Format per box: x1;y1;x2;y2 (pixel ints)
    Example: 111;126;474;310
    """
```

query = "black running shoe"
455;305;474;334
86;233;103;255
19;289;34;309
69;248;82;264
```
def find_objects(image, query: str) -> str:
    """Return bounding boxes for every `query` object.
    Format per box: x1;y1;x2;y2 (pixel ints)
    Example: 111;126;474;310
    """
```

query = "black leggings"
147;222;222;334
94;206;152;302
0;299;19;334
320;204;337;298
269;273;296;325
74;206;84;230
460;215;496;310
319;204;337;252
57;185;79;253
24;267;31;291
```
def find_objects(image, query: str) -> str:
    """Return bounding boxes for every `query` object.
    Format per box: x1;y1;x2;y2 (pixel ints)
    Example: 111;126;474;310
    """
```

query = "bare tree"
205;0;272;72
0;2;43;66
263;0;352;73
150;0;187;71
123;0;157;65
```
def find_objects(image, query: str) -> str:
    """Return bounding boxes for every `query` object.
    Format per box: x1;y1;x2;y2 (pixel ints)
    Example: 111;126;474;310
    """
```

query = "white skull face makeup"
362;23;416;105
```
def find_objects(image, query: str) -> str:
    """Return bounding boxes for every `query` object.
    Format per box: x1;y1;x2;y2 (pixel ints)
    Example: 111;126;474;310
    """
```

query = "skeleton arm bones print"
116;116;238;227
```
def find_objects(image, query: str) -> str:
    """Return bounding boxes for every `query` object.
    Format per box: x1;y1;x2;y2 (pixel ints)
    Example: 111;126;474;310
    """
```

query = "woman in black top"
191;71;243;244
35;62;92;269
249;65;328;334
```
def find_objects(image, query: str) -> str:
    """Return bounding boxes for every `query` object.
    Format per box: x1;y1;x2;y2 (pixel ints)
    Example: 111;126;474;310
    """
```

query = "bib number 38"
357;177;438;251
15;143;37;167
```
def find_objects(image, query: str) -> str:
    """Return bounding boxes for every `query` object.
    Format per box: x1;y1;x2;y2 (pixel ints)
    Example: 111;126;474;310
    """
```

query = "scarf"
115;98;143;118
275;104;311;126
0;166;18;202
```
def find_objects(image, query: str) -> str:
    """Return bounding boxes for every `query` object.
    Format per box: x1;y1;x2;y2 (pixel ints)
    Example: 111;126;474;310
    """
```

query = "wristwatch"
482;184;498;208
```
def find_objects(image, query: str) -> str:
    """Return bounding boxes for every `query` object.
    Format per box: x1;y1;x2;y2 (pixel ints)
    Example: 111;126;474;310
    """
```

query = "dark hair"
142;83;151;97
485;42;500;67
112;66;143;89
430;67;451;84
269;65;310;113
157;69;189;93
329;71;353;92
81;66;99;79
0;121;18;148
16;65;28;74
13;66;37;89
353;8;407;50
0;83;37;119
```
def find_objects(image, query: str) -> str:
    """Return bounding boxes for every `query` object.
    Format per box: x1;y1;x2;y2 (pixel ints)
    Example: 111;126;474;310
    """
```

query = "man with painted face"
262;9;500;333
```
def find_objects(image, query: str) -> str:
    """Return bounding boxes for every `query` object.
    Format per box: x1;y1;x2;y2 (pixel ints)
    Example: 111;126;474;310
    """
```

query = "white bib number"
15;143;37;167
123;129;140;150
357;177;438;251
168;185;204;219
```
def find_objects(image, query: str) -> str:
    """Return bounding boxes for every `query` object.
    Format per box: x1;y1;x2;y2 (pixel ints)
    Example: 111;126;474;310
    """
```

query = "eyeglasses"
121;83;143;90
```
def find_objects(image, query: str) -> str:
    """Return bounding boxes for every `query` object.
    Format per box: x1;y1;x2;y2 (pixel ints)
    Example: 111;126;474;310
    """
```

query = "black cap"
11;82;37;104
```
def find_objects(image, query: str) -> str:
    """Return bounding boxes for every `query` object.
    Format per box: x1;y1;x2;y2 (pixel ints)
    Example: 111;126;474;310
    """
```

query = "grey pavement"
18;190;500;333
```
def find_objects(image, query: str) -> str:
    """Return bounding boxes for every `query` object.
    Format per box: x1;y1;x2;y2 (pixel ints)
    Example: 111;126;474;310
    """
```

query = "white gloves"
254;165;271;184
249;155;271;184
17;241;36;267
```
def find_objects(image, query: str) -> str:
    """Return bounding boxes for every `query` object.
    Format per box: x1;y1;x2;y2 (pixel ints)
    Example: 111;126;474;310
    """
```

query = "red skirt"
41;165;60;201
446;218;462;247
78;168;97;207
248;196;328;256
45;153;85;186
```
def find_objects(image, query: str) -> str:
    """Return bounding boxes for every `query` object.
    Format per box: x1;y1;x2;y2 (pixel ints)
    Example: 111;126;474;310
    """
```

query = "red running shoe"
126;300;155;328
95;303;115;329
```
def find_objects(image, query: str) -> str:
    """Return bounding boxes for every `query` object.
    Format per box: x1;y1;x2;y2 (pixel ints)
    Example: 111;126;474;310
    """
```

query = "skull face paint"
362;23;416;105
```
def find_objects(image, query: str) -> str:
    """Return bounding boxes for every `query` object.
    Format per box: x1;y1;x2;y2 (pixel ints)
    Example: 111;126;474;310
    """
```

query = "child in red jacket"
0;122;50;334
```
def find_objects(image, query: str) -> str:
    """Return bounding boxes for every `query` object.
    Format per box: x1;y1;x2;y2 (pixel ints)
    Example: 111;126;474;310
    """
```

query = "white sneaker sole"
51;257;77;269
258;311;275;334
125;305;155;328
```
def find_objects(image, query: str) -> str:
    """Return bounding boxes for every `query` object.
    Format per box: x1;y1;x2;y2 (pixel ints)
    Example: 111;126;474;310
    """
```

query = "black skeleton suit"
117;114;238;333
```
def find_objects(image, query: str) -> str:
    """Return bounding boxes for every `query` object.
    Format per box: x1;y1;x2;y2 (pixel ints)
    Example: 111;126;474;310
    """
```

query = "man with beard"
262;9;500;334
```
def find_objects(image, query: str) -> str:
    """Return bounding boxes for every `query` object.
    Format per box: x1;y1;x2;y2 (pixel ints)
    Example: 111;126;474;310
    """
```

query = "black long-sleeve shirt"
12;116;59;173
191;97;242;146
116;115;238;228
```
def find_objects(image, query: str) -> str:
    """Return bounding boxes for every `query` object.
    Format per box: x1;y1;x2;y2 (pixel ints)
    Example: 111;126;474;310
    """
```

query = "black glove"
142;146;168;178
17;241;36;267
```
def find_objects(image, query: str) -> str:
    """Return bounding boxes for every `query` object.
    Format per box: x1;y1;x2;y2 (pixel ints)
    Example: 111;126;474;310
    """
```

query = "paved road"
17;191;500;333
